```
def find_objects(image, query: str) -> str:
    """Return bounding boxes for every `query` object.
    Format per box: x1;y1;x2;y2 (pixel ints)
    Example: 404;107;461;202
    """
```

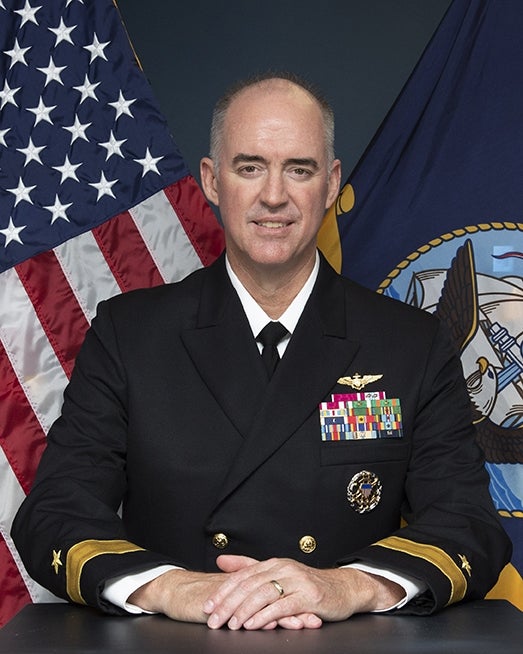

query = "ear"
200;157;220;206
325;159;342;209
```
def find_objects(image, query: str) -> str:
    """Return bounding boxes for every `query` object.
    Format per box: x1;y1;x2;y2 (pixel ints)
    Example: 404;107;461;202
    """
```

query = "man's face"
201;81;341;276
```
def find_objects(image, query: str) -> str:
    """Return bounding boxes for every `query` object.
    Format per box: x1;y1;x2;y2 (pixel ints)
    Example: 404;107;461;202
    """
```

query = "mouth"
252;219;292;229
252;218;293;230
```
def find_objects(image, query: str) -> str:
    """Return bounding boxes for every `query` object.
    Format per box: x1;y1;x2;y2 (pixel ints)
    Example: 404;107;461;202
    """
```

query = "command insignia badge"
337;373;383;390
347;470;382;513
51;549;63;575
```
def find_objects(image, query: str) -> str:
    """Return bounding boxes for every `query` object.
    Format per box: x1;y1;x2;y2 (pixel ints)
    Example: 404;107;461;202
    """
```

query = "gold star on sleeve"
458;553;472;577
52;549;63;575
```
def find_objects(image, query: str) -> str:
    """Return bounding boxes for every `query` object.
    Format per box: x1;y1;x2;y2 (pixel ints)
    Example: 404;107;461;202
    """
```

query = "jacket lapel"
210;256;360;510
181;256;268;438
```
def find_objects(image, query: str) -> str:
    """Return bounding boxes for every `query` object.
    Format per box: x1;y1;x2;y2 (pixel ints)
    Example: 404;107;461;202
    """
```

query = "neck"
228;252;316;319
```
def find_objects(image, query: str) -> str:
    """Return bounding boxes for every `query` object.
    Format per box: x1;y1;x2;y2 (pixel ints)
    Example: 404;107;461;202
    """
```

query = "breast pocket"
320;439;410;466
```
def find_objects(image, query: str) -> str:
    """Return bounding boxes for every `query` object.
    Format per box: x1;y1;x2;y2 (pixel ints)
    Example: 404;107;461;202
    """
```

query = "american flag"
0;0;224;626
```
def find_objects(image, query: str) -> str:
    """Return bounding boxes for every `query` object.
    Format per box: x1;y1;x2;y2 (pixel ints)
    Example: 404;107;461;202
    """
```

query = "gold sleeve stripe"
66;539;145;604
372;536;467;605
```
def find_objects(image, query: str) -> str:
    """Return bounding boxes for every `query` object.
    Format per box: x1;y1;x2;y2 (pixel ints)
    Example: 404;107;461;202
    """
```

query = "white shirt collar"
225;252;320;353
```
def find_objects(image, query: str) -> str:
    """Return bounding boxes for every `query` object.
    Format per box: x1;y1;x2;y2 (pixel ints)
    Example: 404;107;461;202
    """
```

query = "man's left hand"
203;554;405;630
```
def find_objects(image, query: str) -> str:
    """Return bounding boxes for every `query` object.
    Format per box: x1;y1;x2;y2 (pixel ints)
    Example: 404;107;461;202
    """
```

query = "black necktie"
257;321;288;378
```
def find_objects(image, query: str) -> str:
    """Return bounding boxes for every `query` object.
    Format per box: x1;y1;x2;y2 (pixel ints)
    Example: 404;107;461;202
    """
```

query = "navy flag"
320;0;523;608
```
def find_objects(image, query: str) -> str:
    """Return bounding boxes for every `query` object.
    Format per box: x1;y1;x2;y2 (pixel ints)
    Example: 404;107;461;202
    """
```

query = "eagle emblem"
434;239;523;464
337;373;383;390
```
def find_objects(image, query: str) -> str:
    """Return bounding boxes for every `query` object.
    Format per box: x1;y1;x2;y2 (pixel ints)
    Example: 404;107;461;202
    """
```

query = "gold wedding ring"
270;579;284;597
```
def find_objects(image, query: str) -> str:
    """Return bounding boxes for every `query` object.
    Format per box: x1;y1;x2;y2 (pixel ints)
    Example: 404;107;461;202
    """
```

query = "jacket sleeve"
11;298;178;615
338;322;512;614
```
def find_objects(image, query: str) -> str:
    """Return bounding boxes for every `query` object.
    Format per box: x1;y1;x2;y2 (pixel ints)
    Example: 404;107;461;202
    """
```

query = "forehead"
222;81;326;157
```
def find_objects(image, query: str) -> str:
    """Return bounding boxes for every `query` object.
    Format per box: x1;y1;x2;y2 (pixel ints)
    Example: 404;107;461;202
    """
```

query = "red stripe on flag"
164;176;225;266
0;535;31;628
92;211;164;292
15;252;90;379
0;340;47;494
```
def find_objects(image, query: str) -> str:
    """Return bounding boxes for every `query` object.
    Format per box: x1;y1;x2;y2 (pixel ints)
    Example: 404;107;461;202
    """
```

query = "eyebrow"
232;153;320;170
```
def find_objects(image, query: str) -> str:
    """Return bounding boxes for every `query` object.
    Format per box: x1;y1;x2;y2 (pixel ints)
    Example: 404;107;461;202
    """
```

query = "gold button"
212;533;229;549
299;535;316;554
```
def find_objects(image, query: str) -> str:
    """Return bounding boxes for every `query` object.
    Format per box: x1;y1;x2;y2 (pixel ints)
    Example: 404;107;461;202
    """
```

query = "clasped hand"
130;554;404;630
204;554;358;630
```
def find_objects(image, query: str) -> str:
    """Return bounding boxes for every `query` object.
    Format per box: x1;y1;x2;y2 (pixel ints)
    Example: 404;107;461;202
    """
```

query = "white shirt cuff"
346;562;427;611
102;565;180;614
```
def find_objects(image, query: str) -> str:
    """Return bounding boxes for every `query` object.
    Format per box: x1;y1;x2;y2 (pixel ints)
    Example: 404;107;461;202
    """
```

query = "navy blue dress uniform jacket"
12;253;511;615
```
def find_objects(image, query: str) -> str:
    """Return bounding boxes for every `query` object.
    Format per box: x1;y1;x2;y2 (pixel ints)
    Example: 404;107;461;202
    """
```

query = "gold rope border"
499;510;523;519
376;222;523;294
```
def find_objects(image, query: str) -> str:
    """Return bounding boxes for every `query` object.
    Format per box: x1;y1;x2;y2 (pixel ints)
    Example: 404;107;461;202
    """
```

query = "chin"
253;252;294;268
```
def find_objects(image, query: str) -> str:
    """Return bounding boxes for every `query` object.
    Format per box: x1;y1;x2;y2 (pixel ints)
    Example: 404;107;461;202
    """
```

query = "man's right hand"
128;568;228;623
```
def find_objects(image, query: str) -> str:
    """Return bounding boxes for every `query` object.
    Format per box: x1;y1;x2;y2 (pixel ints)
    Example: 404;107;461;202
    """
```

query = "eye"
237;164;261;176
289;167;312;179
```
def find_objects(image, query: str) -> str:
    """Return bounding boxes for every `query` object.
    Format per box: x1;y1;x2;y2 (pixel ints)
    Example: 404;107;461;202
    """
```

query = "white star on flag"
89;171;117;200
84;33;110;63
0;217;26;247
14;1;42;27
135;147;164;177
0;128;9;146
0;80;20;109
48;17;76;46
17;137;46;166
4;39;31;69
6;178;36;206
27;98;56;125
73;74;101;104
63;116;91;143
43;195;72;224
52;155;81;183
108;90;136;121
37;57;66;86
99;130;126;160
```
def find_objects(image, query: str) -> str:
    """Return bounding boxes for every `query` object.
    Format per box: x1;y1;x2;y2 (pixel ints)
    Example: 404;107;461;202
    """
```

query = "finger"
275;614;323;630
215;554;259;573
206;556;281;615
275;616;306;630
204;558;265;616
208;576;284;630
296;613;323;629
206;559;300;629
244;608;323;631
241;595;297;630
233;594;322;631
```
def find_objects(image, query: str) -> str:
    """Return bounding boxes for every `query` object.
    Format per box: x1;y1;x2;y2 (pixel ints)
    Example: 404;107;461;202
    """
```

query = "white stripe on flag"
129;189;203;284
0;268;67;434
54;229;121;324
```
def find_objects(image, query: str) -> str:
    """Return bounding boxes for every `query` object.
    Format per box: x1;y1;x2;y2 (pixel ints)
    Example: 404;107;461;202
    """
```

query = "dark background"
118;0;452;184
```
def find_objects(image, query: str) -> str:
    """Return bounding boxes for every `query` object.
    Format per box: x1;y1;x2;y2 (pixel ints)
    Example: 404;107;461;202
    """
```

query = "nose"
259;170;288;209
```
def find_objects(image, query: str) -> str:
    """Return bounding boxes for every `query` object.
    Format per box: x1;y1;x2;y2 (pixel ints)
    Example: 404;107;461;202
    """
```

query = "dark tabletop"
0;600;521;654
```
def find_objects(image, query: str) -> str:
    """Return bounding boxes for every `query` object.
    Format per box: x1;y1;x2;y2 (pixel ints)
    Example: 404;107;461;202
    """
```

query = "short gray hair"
209;71;335;171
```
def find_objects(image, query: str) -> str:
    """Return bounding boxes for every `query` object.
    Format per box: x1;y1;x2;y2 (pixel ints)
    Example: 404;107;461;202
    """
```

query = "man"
12;73;511;630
